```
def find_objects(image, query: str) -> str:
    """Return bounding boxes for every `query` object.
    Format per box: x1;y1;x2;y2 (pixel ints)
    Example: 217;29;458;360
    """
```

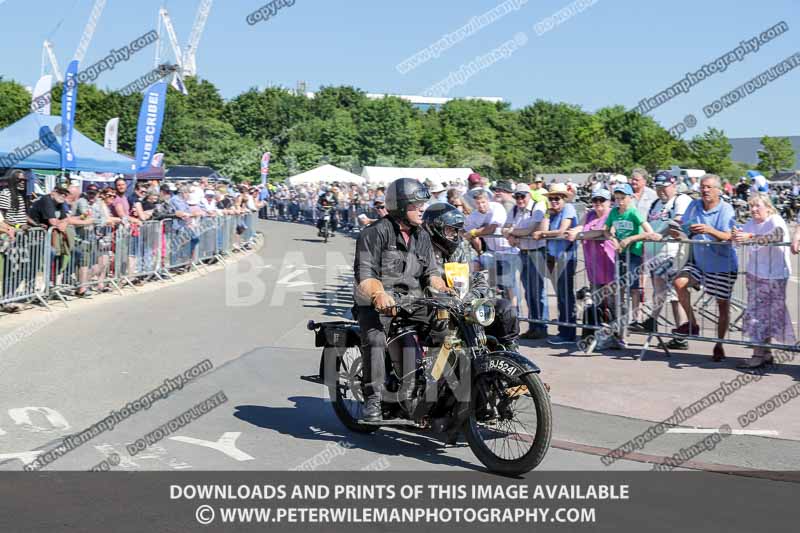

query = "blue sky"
1;0;798;138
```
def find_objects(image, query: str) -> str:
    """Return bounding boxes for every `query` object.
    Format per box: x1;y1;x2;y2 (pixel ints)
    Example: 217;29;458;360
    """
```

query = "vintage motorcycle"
306;294;552;475
318;207;336;243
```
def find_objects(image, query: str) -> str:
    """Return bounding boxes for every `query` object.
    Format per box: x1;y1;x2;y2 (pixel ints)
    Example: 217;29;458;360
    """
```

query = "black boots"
362;394;382;422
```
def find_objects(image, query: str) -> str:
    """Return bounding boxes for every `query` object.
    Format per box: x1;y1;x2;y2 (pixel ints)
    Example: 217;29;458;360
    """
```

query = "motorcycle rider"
317;187;338;236
422;202;521;351
353;178;452;422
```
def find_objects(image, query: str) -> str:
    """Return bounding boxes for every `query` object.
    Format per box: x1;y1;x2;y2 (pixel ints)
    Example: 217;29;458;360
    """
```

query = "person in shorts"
671;174;738;362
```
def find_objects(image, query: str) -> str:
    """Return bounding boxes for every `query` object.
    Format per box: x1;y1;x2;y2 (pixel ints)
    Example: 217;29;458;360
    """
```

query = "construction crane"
182;0;213;77
39;0;107;82
41;40;63;82
158;7;184;69
73;0;107;62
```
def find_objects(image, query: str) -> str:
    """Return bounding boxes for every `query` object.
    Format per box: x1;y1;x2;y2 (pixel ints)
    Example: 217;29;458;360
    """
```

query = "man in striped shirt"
0;169;31;227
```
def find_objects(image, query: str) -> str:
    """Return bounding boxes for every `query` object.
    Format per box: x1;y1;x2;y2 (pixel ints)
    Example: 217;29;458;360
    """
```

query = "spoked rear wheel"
464;371;552;475
328;347;378;433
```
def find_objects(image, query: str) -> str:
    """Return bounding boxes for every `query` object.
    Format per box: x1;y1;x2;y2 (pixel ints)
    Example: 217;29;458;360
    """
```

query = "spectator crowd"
0;169;265;312
271;169;799;370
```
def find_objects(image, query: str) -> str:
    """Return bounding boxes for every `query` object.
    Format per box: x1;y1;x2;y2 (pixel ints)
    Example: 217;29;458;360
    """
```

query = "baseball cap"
491;180;514;193
653;171;677;187
533;176;544;183
204;189;215;197
467;173;483;185
514;183;531;194
591;188;611;201
85;184;99;194
613;184;634;196
53;185;70;195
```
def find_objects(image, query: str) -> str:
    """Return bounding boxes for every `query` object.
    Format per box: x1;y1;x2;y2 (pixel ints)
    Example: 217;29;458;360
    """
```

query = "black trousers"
485;297;520;346
356;304;447;399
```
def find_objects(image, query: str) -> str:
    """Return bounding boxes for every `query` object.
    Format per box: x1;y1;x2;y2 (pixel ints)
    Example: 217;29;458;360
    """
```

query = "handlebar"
382;293;463;317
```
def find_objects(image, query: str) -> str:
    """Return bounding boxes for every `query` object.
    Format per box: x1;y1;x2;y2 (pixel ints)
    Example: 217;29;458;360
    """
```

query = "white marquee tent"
286;164;365;186
361;166;474;186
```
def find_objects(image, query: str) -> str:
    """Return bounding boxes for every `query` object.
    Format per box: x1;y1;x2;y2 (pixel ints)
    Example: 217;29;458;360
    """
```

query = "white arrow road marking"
0;450;43;466
276;269;315;288
665;428;779;436
131;443;193;470
95;443;141;470
8;407;70;433
169;432;254;461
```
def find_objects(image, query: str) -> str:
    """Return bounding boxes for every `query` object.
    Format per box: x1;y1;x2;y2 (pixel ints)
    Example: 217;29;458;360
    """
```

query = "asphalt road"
0;218;797;476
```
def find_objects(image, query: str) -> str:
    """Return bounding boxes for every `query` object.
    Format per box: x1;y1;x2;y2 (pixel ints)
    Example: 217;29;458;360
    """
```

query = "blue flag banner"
60;60;79;169
134;81;168;171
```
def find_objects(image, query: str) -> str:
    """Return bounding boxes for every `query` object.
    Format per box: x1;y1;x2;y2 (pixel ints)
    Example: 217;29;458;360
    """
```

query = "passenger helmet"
422;202;465;255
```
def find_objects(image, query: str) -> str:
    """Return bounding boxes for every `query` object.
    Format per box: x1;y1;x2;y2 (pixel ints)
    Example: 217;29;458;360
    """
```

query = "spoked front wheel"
327;347;378;434
464;371;552;475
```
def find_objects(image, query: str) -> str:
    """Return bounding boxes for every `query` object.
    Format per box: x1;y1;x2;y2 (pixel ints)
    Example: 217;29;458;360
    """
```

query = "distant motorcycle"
306;293;552;475
317;207;336;243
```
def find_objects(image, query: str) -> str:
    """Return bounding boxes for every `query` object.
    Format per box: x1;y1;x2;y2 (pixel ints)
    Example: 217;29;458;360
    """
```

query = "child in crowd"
604;184;660;327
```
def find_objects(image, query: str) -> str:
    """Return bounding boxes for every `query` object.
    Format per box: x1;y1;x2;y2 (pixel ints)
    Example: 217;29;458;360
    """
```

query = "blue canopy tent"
0;114;136;174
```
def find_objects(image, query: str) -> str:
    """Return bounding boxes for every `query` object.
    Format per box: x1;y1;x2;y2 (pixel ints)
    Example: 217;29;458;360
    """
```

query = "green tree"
598;106;682;171
282;140;325;177
757;136;796;175
309;85;367;119
686;128;733;175
354;96;419;166
518;100;590;167
224;87;309;143
0;78;34;129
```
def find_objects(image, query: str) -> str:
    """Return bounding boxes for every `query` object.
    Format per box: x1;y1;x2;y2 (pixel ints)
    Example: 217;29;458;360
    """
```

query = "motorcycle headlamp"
467;298;495;327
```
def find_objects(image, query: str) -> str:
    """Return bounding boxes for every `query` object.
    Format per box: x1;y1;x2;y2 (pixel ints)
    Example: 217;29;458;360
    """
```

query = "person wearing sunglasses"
567;188;617;343
504;183;549;339
531;183;579;345
357;197;388;227
354;178;452;423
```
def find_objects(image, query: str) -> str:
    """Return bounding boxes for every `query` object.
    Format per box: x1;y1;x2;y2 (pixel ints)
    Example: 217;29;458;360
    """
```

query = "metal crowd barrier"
631;239;800;359
114;220;165;288
46;225;121;303
0;214;260;310
495;234;800;358
0;228;49;308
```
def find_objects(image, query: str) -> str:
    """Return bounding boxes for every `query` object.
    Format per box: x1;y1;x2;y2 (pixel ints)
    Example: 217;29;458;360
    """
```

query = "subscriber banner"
60;60;79;169
0;472;797;532
134;81;167;171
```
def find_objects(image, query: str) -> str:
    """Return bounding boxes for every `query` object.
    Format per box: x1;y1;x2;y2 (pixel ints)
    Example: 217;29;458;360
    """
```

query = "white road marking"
8;407;70;433
276;269;315;288
0;450;43;466
169;432;255;461
665;428;779;436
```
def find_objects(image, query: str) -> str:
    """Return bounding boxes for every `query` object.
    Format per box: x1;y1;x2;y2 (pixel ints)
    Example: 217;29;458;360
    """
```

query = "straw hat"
545;183;569;197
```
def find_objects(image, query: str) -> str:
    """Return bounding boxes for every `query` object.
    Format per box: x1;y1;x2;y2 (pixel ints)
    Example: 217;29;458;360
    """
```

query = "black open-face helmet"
385;178;430;225
422;202;465;255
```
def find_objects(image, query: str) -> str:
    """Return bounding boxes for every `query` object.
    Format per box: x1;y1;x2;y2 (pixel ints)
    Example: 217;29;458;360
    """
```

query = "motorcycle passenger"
422;202;521;352
317;189;338;236
353;178;452;422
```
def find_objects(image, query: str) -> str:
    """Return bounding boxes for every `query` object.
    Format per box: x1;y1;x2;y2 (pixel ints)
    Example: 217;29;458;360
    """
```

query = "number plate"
487;358;520;377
